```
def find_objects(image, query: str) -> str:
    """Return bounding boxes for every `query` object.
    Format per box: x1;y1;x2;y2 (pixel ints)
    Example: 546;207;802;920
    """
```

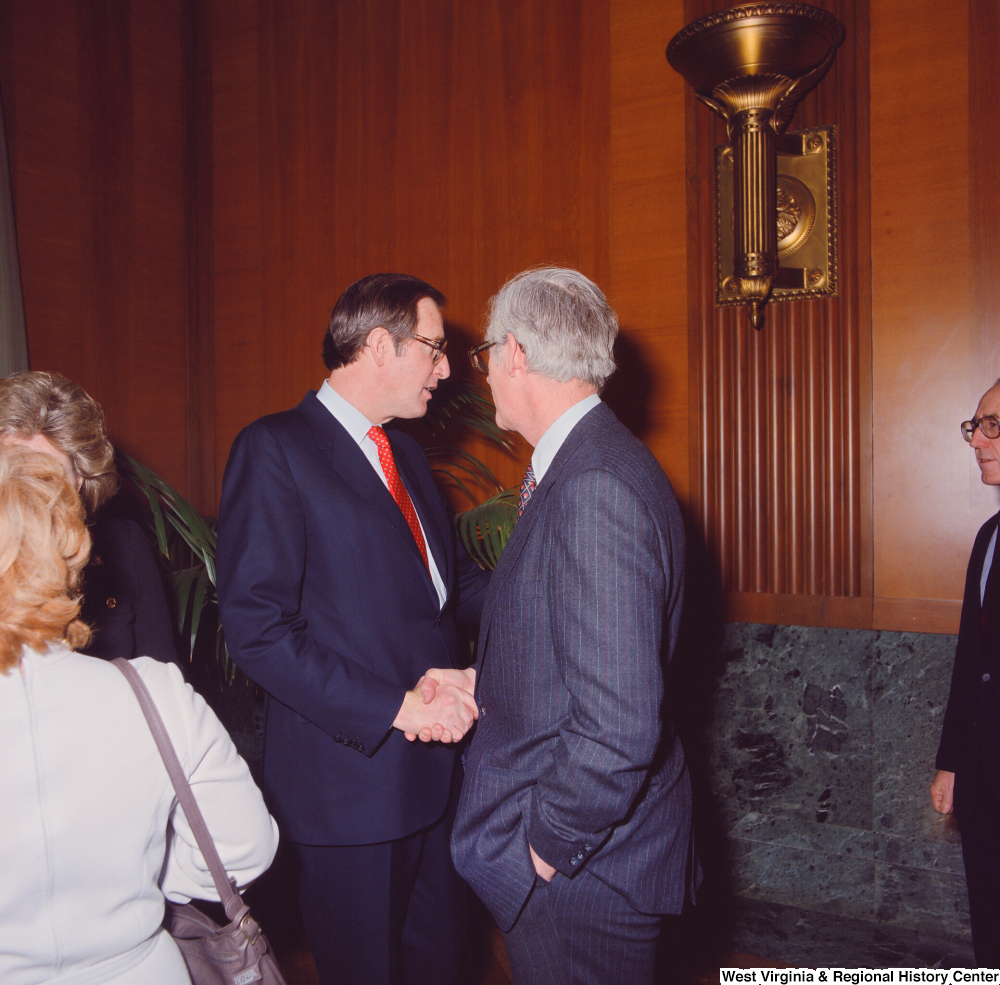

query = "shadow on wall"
660;511;740;978
602;329;655;442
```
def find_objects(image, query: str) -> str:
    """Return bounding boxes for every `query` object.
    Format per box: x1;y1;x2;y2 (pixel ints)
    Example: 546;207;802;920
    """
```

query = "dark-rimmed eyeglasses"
961;416;1000;442
468;341;499;375
412;334;448;365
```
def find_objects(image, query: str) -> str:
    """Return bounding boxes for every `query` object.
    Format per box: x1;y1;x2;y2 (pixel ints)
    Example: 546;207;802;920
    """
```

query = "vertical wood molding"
685;0;872;611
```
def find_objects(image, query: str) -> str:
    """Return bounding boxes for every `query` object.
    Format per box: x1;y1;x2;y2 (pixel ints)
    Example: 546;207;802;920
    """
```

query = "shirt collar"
315;379;375;447
531;393;601;485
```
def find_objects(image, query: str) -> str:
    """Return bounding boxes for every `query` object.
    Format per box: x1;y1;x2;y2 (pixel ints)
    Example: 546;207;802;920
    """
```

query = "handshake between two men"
392;667;477;744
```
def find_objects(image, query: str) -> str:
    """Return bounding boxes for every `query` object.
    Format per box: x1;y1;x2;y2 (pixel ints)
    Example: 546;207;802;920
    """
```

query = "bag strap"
112;657;245;922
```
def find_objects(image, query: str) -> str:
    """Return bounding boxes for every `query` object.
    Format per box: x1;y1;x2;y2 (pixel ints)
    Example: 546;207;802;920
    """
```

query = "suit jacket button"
983;673;991;683
479;705;486;717
569;858;578;866
583;845;593;853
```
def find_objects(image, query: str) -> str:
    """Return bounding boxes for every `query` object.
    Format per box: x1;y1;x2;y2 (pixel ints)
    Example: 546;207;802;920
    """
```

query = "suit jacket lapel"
298;394;441;598
476;404;604;668
976;511;1000;663
394;435;451;589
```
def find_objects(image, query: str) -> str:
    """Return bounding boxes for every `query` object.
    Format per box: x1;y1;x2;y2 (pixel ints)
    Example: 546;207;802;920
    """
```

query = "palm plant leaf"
115;451;235;684
395;378;513;505
455;487;519;570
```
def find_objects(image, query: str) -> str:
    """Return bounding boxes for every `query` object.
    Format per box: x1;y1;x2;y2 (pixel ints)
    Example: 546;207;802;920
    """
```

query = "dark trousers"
502;868;661;985
292;805;467;985
960;798;1000;968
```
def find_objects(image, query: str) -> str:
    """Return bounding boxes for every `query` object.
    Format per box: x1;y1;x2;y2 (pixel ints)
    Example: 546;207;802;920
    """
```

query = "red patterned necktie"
517;464;536;519
368;426;429;569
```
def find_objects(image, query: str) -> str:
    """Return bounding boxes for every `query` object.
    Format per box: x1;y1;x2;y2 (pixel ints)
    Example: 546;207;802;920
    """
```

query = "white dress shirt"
531;393;602;485
316;381;447;609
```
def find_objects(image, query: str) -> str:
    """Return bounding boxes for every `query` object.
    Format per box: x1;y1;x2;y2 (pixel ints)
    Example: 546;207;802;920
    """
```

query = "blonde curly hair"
0;371;118;515
0;447;92;672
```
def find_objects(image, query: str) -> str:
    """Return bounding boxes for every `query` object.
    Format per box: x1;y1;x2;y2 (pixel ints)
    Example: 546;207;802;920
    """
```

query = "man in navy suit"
448;268;695;984
932;378;1000;968
216;274;490;985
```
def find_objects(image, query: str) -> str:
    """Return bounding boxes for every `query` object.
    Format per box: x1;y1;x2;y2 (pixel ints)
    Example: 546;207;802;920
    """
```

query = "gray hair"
484;267;617;389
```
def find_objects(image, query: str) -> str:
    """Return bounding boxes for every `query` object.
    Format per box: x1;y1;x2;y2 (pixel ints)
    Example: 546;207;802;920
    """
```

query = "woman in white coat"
0;447;280;985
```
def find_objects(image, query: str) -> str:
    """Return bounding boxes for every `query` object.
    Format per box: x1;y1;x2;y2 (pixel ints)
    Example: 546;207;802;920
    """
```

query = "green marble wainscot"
698;623;973;968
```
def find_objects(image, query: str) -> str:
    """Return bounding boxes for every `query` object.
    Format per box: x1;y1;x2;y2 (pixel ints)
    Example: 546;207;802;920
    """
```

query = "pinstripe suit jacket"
451;402;693;931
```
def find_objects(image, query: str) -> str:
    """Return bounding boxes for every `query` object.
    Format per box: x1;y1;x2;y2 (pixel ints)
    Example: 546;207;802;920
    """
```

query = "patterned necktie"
368;426;429;569
517;464;536;519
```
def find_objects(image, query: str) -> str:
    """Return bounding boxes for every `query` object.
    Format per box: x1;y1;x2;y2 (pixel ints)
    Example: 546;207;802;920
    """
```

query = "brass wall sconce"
716;125;837;310
667;3;845;329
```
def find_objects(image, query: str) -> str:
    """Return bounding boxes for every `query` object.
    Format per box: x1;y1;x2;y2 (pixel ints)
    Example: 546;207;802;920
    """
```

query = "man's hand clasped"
393;667;477;743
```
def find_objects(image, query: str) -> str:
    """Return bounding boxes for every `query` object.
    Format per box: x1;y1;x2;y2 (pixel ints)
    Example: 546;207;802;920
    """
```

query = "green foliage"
455;486;519;571
394;377;512;505
395;377;519;569
115;451;234;685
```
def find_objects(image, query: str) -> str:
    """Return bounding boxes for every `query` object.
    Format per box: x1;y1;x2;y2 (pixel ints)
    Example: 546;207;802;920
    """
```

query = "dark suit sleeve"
453;535;491;626
525;468;669;876
936;519;995;772
216;423;407;755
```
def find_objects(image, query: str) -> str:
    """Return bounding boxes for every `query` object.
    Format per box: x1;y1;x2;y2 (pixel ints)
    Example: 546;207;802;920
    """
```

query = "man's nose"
971;426;990;448
436;353;451;380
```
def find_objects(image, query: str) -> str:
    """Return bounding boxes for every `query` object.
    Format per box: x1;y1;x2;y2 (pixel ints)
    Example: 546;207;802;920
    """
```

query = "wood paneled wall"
608;0;690;503
683;0;873;627
209;0;626;501
677;0;1000;633
3;0;998;632
868;0;1000;632
0;0;191;495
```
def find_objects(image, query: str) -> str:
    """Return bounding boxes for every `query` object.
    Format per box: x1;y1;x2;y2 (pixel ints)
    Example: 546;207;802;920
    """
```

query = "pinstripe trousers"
502;868;661;985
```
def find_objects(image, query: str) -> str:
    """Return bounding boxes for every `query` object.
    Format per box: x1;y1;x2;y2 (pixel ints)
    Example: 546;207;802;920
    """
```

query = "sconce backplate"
716;125;837;307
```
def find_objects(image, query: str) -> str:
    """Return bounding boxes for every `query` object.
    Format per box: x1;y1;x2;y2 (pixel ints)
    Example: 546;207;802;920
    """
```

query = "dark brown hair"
323;273;446;371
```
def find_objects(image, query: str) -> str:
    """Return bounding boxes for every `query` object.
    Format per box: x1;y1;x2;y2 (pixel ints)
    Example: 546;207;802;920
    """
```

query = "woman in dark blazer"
0;371;178;663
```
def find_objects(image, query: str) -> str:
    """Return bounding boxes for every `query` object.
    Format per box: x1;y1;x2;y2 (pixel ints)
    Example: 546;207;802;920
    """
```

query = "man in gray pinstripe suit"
449;268;695;984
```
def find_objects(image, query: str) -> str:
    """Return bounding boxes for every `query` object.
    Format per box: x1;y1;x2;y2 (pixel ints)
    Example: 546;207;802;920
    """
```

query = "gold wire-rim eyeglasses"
961;416;1000;442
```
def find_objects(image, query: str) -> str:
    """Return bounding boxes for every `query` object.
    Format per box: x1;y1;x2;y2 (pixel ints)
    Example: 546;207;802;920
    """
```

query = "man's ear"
365;327;392;367
507;333;527;376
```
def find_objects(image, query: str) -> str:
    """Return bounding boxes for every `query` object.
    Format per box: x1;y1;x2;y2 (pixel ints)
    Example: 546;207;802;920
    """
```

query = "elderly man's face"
971;383;1000;486
486;333;517;432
